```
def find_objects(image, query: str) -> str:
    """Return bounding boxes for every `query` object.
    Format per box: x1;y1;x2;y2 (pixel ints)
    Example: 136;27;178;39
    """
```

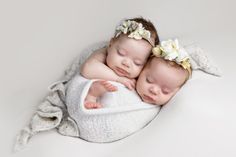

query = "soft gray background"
0;0;236;156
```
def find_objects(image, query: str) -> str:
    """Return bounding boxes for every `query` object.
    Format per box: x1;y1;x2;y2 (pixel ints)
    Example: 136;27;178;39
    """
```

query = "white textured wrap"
66;75;160;142
14;41;221;151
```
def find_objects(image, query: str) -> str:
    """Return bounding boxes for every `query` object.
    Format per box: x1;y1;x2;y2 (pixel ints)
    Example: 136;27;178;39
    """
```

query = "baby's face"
136;57;187;105
106;35;152;78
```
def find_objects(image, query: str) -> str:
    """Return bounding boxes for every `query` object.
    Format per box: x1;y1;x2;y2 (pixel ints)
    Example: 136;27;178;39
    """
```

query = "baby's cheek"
132;69;140;78
136;67;143;75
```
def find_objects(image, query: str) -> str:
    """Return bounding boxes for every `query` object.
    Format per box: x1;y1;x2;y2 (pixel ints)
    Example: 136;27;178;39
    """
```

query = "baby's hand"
117;77;136;90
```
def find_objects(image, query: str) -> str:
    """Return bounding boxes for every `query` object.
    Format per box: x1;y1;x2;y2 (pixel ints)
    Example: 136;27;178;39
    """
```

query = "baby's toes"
84;102;94;109
85;102;102;109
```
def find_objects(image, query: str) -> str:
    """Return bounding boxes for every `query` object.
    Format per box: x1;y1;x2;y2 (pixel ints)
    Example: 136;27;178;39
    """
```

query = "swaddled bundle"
66;75;160;142
14;41;221;151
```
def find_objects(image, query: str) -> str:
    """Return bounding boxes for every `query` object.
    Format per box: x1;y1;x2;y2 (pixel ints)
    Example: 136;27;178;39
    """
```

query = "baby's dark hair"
129;17;160;45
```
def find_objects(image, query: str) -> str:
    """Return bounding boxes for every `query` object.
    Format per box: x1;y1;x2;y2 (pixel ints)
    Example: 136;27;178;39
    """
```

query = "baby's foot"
84;80;117;109
89;80;118;97
84;94;101;109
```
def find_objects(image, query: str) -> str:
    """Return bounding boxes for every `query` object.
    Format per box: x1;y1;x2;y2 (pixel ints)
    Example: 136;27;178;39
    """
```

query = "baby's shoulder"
90;47;107;61
93;47;106;54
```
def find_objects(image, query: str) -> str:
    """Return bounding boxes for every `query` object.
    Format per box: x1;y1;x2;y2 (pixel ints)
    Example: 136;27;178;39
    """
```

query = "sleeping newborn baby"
136;39;191;105
85;39;192;108
65;39;192;143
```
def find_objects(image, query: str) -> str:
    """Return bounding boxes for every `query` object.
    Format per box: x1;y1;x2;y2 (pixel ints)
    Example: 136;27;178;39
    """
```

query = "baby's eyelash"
117;50;124;56
134;62;143;66
117;49;127;56
162;89;170;94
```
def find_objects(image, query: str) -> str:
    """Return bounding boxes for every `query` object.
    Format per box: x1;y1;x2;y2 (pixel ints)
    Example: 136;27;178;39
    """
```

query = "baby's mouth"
142;94;155;102
115;67;129;76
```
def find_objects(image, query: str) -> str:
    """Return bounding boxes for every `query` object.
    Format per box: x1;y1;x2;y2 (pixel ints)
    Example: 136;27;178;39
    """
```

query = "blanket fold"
66;75;160;143
14;41;221;151
14;81;79;152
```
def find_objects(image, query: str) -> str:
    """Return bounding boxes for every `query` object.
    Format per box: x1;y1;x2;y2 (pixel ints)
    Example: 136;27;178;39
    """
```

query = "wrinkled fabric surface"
14;41;221;151
66;75;160;143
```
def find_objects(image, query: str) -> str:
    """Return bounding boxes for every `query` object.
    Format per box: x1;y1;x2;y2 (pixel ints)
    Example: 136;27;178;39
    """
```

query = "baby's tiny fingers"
128;83;135;90
129;81;135;89
131;79;136;85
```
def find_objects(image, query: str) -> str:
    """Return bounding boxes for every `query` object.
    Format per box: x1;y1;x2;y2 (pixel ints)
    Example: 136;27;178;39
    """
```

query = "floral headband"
115;20;154;46
152;39;192;76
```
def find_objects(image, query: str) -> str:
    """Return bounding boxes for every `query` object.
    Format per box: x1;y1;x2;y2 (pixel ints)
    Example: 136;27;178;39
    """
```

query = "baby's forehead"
117;46;151;62
145;58;187;86
147;57;176;70
144;57;162;69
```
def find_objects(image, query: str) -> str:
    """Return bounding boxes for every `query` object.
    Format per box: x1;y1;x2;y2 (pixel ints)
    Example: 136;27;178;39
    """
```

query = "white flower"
176;48;189;63
163;51;178;61
157;39;182;62
152;39;191;72
160;39;178;56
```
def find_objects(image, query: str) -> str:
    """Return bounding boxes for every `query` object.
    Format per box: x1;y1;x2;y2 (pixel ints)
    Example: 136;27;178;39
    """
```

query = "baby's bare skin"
84;80;118;109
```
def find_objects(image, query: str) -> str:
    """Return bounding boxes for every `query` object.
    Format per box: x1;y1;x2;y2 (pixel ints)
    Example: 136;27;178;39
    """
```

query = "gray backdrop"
0;0;236;157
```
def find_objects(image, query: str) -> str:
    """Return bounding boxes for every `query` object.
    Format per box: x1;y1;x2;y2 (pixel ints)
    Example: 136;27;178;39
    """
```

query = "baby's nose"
149;86;160;95
122;59;131;67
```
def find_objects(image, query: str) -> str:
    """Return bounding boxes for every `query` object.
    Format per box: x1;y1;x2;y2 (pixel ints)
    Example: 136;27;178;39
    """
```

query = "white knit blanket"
14;41;221;151
66;75;160;142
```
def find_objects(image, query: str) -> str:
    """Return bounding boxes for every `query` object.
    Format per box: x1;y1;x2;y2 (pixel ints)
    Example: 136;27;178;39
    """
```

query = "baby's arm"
80;48;120;82
80;48;135;89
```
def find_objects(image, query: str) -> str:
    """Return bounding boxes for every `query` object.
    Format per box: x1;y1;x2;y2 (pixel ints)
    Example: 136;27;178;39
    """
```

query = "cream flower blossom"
152;39;191;75
115;20;153;46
